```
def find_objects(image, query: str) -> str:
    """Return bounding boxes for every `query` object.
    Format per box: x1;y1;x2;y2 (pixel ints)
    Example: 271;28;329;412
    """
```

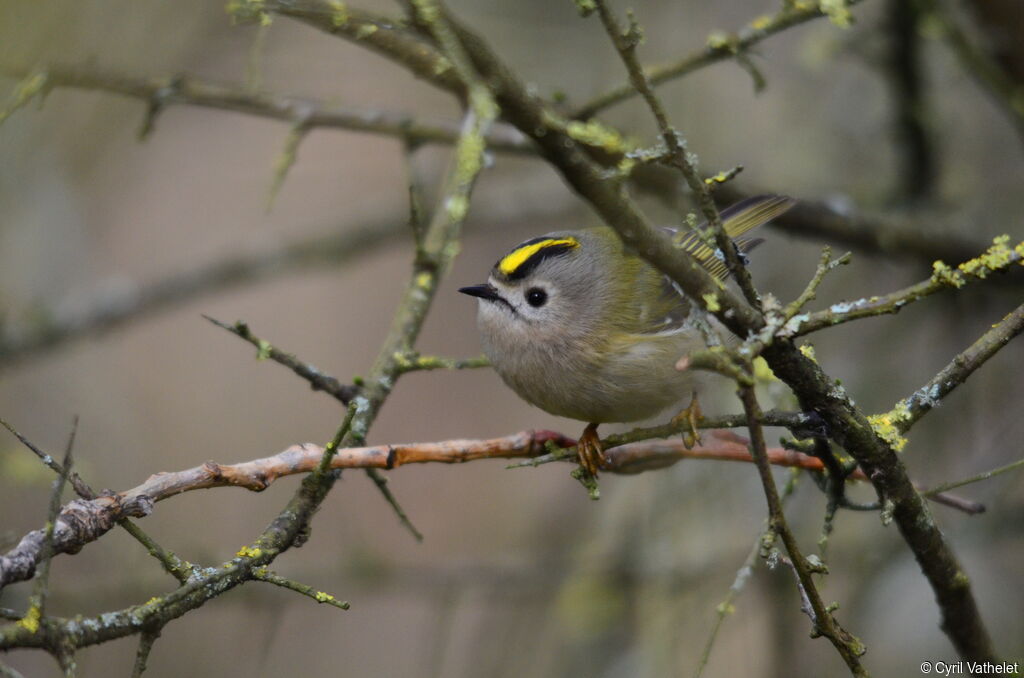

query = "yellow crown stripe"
498;237;579;276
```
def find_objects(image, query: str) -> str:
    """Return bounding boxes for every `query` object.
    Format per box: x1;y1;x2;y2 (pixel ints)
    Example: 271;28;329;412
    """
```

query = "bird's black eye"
525;287;548;307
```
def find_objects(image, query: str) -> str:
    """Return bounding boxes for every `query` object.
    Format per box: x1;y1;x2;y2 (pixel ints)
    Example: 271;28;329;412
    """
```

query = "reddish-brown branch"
0;429;834;590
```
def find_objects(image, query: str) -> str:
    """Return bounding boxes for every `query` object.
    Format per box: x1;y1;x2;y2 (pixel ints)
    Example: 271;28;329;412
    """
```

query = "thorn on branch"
204;315;360;404
252;567;351;610
131;627;162;678
267;119;312;211
703;165;743;189
0;70;51;126
138;76;183;142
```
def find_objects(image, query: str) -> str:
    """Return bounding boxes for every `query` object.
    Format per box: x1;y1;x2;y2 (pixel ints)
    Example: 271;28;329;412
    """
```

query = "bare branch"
591;0;762;306
0;219;408;369
251;568;350;611
204;316;360;404
694;470;801;678
737;385;868;674
795;236;1024;336
572;1;866;119
130;629;161;678
922;458;1024;498
0;64;532;154
921;0;1024;146
861;303;1024;449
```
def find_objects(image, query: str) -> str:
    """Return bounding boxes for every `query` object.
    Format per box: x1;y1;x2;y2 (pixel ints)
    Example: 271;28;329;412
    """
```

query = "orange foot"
670;392;703;449
576;422;605;477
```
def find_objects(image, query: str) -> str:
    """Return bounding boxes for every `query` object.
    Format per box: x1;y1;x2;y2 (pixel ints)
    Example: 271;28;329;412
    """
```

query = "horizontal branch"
4;410;992;594
876;302;1024;441
3;66;1006;277
796;236;1024;335
0;64;533;152
0;424;819;591
0;218;407;368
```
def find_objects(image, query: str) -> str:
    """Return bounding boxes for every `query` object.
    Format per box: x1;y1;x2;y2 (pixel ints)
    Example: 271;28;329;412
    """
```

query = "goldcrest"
460;194;795;475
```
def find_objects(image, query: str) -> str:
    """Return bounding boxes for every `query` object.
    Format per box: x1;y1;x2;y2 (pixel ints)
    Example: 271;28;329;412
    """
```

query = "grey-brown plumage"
460;195;794;427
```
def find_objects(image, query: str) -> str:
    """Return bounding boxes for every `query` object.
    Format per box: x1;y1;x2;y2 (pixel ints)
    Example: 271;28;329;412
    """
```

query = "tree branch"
738;385;868;675
0;64;533;153
571;0;866;119
0;218;408;369
275;0;996;660
795;236;1024;335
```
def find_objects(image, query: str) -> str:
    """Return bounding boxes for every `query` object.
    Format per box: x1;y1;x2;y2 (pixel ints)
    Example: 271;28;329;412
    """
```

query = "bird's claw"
671;392;703;449
577;423;605;477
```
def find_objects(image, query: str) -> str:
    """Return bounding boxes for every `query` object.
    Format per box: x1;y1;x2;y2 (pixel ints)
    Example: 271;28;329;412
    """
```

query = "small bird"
460;195;795;476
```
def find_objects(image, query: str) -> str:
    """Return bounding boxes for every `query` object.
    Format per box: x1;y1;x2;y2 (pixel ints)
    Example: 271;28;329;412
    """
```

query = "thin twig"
592;0;761;306
0;419;194;583
16;419;77;667
572;1;865;119
130;628;161;678
894;302;1024;434
737;385;868;674
922;0;1024;146
0;218;409;368
274;0;999;660
922;458;1024;498
0;64;533;154
795;236;1024;336
252;567;350;610
693;470;801;678
203;316;360;404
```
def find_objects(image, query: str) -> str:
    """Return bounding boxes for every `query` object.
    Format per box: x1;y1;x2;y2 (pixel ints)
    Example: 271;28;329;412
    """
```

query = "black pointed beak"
459;284;502;302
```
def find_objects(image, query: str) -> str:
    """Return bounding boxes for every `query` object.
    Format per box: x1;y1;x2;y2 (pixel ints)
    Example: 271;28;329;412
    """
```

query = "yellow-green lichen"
18;606;41;633
752;356;777;383
356;23;378;38
820;0;853;27
256;339;272;360
750;15;773;31
226;0;268;25
432;55;453;77
1;72;50;126
414;271;433;290
867;400;912;452
392;351;414;370
564;119;630;155
616;156;637;176
447;196;469;223
573;0;597;16
314;591;335;603
704;170;731;185
236;545;263;559
329;0;349;27
145;596;162;606
931;260;963;288
932;235;1024;289
701;293;721;312
957;234;1017;279
798;343;817;362
706;31;732;50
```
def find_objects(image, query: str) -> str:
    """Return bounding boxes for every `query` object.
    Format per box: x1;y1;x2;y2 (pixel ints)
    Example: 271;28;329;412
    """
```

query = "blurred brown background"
1;0;1022;676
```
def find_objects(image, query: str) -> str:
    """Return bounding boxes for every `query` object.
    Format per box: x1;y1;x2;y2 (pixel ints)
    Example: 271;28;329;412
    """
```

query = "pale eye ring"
525;287;548;307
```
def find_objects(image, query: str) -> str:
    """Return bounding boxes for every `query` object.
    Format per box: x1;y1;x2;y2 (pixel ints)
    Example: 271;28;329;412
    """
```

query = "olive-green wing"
632;194;795;335
669;194;795;281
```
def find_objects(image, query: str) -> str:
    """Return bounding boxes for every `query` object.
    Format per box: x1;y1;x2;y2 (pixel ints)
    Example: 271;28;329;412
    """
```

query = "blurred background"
1;0;1022;676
